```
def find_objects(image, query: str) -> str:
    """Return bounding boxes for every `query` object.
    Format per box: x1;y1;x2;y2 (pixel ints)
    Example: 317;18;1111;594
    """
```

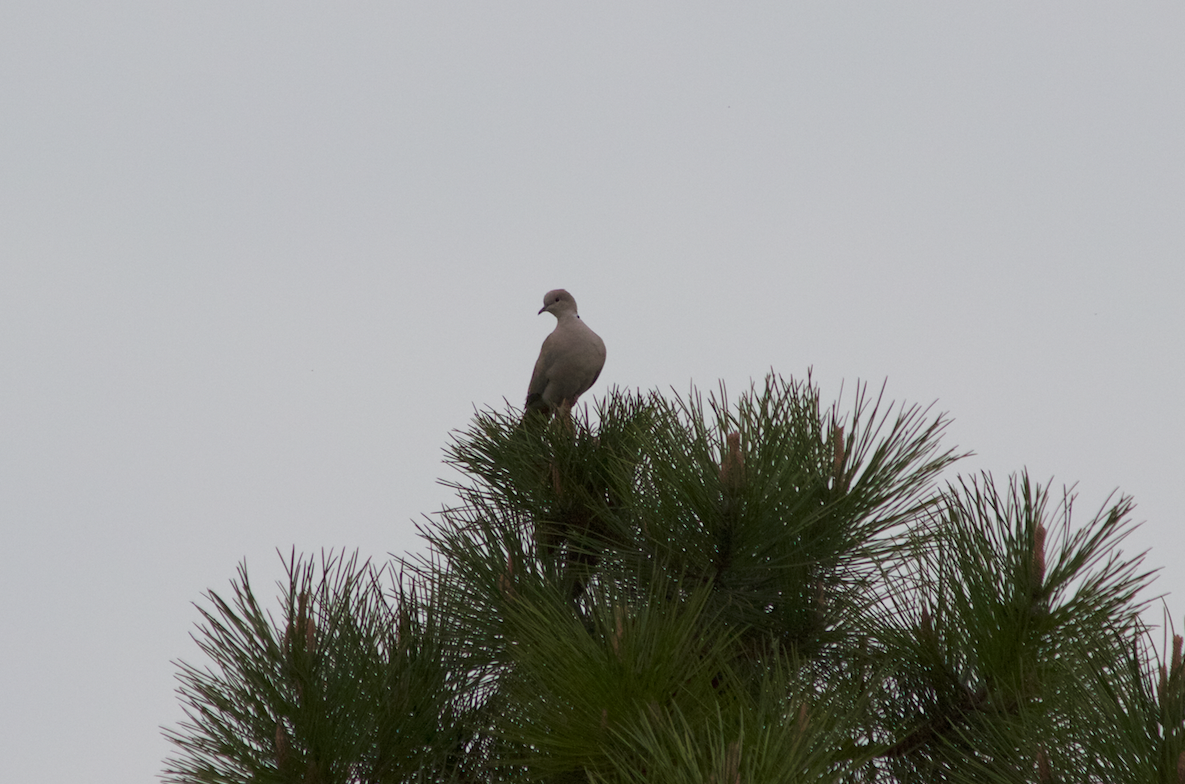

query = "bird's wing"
525;331;557;411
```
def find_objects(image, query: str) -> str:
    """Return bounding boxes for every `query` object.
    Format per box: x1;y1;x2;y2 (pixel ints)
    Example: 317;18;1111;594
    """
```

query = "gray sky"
2;4;1182;781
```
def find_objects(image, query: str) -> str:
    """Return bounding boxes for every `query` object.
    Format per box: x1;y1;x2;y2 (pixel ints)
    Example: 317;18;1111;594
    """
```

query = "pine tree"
164;374;1185;783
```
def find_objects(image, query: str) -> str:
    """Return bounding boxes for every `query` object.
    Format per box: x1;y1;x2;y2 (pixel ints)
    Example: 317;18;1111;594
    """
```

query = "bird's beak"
538;306;546;315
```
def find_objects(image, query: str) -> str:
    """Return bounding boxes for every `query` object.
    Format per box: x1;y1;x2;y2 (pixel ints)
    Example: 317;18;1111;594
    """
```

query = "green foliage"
873;474;1158;782
164;374;1185;784
163;552;475;784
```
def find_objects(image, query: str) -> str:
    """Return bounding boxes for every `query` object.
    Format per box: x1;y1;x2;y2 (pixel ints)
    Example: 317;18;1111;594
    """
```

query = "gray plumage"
525;289;606;417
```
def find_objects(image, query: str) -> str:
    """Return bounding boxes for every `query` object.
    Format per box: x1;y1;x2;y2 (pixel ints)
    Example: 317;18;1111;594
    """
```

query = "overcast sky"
2;4;1182;781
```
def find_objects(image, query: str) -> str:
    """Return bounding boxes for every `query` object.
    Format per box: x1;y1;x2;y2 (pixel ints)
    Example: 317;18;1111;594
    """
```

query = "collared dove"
525;289;606;417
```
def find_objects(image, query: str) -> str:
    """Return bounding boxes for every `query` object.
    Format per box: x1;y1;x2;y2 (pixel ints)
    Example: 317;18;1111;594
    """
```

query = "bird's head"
539;289;578;317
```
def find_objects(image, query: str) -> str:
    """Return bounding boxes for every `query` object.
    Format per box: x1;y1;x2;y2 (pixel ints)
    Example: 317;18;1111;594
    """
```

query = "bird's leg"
556;399;575;434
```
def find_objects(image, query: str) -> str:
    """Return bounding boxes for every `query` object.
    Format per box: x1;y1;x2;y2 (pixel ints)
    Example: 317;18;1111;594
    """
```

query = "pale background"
1;4;1182;781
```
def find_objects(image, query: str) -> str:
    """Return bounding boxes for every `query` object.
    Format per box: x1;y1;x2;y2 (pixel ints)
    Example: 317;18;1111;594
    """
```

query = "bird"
525;289;606;418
